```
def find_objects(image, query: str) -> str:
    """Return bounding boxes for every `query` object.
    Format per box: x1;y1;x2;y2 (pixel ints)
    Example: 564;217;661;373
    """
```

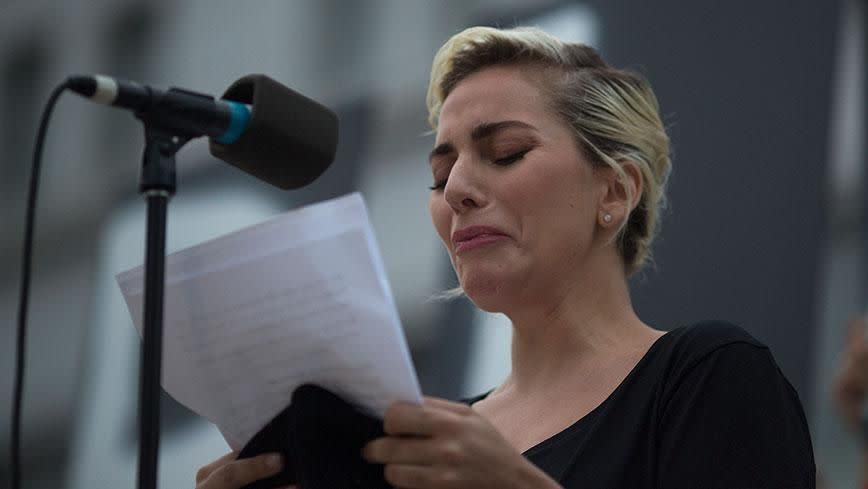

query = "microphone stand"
136;122;188;489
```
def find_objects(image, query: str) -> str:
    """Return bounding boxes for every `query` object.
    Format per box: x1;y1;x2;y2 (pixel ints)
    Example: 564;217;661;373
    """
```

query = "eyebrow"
428;120;538;164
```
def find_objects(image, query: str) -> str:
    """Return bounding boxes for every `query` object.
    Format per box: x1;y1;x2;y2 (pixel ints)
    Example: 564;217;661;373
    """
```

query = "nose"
443;156;486;213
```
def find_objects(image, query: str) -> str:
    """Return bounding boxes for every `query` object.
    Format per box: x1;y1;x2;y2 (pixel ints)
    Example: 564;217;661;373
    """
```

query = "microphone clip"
138;123;189;196
135;86;230;143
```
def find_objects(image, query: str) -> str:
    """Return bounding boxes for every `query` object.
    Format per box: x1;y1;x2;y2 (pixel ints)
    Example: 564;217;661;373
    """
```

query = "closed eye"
428;180;446;191
428;148;531;191
494;149;530;166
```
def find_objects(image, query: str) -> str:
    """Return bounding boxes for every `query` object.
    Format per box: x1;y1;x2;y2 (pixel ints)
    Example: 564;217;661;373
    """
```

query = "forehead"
437;66;551;141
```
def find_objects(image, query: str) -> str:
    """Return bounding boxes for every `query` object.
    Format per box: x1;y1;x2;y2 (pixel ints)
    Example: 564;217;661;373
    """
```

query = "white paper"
116;193;422;450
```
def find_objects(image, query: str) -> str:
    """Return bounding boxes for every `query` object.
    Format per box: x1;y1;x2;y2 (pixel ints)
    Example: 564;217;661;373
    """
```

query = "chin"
459;273;515;313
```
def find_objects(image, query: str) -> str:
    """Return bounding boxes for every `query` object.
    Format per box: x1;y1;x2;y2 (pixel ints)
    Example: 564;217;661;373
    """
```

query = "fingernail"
267;453;283;469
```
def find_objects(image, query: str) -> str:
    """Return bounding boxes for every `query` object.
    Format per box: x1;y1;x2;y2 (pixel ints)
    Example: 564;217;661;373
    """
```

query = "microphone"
68;74;251;144
67;74;339;190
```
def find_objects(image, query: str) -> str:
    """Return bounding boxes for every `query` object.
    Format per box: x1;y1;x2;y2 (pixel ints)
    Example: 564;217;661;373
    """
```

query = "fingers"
384;463;457;489
423;396;475;414
196;452;284;489
364;435;465;465
383;398;472;436
369;399;533;489
196;451;238;484
384;402;439;436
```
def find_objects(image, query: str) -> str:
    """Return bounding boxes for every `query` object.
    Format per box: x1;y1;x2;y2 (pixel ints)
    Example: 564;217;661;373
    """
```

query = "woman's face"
428;65;609;312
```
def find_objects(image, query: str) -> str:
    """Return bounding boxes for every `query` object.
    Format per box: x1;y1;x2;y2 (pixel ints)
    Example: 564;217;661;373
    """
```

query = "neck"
498;248;658;394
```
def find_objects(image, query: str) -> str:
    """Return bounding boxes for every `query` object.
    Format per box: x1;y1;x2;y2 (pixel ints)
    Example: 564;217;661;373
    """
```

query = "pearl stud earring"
603;214;612;223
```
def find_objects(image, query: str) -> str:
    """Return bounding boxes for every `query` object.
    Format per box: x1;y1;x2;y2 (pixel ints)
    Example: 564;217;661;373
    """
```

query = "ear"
597;161;643;228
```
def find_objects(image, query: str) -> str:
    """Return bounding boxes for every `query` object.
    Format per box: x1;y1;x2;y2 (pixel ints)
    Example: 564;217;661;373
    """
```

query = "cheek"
509;163;576;212
511;160;595;246
428;195;452;247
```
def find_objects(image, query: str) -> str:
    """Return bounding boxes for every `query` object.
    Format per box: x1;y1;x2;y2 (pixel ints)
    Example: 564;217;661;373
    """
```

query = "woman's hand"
362;397;560;489
194;451;295;489
834;316;868;432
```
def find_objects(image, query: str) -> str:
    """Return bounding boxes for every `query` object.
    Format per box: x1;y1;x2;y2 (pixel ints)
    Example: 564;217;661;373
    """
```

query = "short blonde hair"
427;26;671;275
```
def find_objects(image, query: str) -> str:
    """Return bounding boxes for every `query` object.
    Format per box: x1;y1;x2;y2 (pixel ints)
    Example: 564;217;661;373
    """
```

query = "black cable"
12;80;69;489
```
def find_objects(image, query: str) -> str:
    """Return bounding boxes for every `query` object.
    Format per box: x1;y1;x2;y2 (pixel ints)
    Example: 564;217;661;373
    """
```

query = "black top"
464;321;815;489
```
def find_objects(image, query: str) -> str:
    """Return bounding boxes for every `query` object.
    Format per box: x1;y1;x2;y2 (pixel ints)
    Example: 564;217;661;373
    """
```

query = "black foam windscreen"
209;74;339;190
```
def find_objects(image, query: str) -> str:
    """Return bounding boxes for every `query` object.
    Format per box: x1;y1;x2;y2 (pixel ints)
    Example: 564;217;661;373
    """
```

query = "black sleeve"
655;342;815;489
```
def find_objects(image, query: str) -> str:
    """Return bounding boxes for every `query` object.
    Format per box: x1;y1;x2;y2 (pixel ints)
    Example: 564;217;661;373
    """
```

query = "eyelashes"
493;149;529;166
429;149;530;191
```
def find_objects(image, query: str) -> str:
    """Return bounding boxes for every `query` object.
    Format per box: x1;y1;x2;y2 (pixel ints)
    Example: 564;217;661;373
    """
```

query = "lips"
451;225;509;253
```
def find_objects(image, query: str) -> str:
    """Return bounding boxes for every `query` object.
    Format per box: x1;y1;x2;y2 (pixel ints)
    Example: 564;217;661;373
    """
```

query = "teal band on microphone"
216;101;251;144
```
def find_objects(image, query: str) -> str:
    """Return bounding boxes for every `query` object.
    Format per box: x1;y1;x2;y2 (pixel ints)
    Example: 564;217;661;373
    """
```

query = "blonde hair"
427;26;671;276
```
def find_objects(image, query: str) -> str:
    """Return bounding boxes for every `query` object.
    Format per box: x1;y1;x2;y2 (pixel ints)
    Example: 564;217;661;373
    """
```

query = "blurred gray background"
0;0;862;487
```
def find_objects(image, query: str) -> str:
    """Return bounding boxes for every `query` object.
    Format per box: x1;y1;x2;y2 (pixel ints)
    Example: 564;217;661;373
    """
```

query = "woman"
195;26;815;488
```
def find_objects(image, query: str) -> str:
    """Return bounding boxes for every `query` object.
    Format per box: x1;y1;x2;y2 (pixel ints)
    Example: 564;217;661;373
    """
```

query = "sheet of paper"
116;193;422;450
